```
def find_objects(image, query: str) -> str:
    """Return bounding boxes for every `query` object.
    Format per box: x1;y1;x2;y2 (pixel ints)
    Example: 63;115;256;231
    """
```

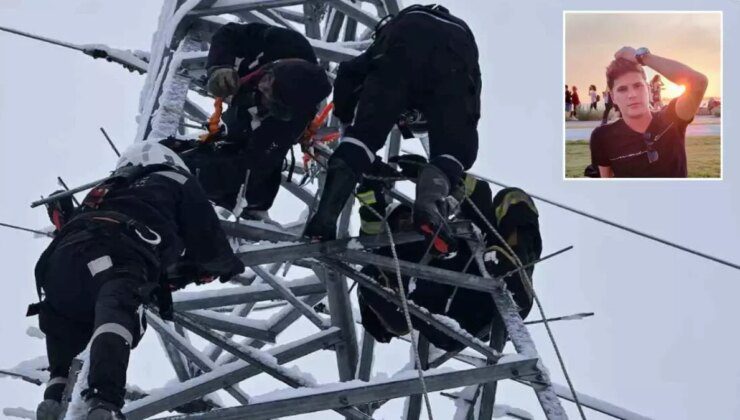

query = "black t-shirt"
590;98;692;177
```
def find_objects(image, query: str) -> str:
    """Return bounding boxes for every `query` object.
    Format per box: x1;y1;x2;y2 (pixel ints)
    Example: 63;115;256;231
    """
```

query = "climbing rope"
361;203;436;420
303;149;436;420
462;195;588;420
301;103;341;169
198;97;224;143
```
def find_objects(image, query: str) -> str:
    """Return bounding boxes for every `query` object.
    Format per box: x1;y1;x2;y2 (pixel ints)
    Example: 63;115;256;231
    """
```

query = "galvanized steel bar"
146;311;251;404
326;260;501;360
156;358;539;420
172;312;371;420
172;277;325;310
251;265;329;329
123;328;343;419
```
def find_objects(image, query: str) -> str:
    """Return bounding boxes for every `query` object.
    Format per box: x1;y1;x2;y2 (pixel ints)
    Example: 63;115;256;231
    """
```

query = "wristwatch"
635;47;650;65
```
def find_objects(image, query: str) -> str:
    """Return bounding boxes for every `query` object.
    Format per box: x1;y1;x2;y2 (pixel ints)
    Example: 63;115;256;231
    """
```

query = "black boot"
87;398;125;420
413;164;457;255
305;157;360;241
36;399;62;420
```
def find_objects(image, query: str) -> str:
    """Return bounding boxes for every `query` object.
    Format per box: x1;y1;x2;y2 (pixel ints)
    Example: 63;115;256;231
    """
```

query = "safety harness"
28;165;178;318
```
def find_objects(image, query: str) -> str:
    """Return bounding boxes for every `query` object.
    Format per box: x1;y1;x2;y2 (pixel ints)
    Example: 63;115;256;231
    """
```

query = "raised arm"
615;47;708;121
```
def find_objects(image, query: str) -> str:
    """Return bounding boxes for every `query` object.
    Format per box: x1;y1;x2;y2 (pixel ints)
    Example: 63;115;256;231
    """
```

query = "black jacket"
207;22;318;76
205;23;326;174
333;5;479;124
73;165;242;277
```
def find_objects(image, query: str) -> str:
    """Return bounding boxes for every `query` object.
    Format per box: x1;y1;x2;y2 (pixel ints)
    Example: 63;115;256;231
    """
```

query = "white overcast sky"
1;1;739;419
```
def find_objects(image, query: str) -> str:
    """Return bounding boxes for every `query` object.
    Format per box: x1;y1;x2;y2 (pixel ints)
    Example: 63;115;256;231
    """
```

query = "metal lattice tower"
0;1;655;419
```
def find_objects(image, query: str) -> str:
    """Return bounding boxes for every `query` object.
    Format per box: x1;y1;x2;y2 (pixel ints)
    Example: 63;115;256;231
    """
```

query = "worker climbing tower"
0;1;658;419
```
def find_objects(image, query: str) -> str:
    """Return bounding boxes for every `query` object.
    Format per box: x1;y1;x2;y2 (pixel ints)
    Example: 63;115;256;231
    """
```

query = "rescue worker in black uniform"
306;5;482;254
33;142;245;420
355;157;541;352
172;22;332;219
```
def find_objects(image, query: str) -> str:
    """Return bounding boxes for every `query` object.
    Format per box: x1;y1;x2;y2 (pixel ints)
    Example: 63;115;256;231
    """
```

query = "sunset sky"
565;12;722;101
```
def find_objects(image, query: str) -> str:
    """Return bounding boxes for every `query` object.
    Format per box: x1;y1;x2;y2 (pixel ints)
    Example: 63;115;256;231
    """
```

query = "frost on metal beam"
230;222;474;267
172;276;325;310
185;309;278;342
172;312;371;420
218;294;326;365
333;249;500;292
328;0;380;29
148;34;203;139
146;311;251;405
468;245;568;418
179;37;359;68
251;265;329;329
122;328;343;420
187;0;308;17
156;358;539;420
328;261;501;361
273;7;305;23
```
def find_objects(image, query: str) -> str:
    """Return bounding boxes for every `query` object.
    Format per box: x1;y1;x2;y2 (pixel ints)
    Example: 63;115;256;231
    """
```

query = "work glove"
217;258;246;283
207;66;239;98
388;154;428;179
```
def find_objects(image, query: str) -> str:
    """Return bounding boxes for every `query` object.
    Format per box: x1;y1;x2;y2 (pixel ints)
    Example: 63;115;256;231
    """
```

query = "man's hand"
217;258;246;283
389;154;428;179
207;67;239;97
614;47;639;64
637;52;709;121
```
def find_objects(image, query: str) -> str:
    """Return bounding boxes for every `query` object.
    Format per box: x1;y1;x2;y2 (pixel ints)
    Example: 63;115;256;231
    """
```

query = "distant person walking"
650;74;664;110
601;90;619;125
565;85;573;116
589;85;599;111
570;86;580;120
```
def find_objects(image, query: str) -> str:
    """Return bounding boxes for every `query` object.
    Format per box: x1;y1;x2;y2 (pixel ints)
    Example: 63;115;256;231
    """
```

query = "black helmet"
260;59;332;121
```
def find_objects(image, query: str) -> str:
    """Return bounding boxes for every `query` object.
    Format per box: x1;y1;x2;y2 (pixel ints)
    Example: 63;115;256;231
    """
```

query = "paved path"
565;115;720;141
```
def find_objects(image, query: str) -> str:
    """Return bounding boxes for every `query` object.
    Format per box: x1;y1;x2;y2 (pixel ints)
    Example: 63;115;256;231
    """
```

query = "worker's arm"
177;173;245;281
615;47;708;121
333;50;373;124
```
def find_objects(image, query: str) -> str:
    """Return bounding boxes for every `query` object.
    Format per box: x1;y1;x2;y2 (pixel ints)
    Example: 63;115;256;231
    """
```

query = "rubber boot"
413;164;457;255
36;399;62;420
304;157;360;241
87;398;125;420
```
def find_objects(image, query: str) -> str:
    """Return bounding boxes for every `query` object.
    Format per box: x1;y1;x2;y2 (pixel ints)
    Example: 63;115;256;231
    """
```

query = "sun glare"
664;83;686;99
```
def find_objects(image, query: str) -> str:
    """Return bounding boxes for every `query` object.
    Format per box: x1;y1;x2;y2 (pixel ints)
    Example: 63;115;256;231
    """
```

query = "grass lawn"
565;135;721;178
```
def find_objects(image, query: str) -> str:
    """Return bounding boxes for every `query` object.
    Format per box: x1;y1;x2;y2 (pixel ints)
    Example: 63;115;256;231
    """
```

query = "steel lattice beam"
156;358;539;420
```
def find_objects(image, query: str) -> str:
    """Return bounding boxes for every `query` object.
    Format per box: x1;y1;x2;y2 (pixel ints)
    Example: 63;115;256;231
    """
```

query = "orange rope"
301;103;341;167
199;97;224;143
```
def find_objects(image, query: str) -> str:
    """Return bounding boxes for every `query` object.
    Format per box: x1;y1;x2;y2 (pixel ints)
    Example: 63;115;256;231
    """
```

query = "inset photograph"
564;11;722;179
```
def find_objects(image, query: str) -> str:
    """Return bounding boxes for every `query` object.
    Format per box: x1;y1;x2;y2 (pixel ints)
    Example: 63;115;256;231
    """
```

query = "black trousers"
335;13;481;185
37;229;150;408
602;102;617;124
